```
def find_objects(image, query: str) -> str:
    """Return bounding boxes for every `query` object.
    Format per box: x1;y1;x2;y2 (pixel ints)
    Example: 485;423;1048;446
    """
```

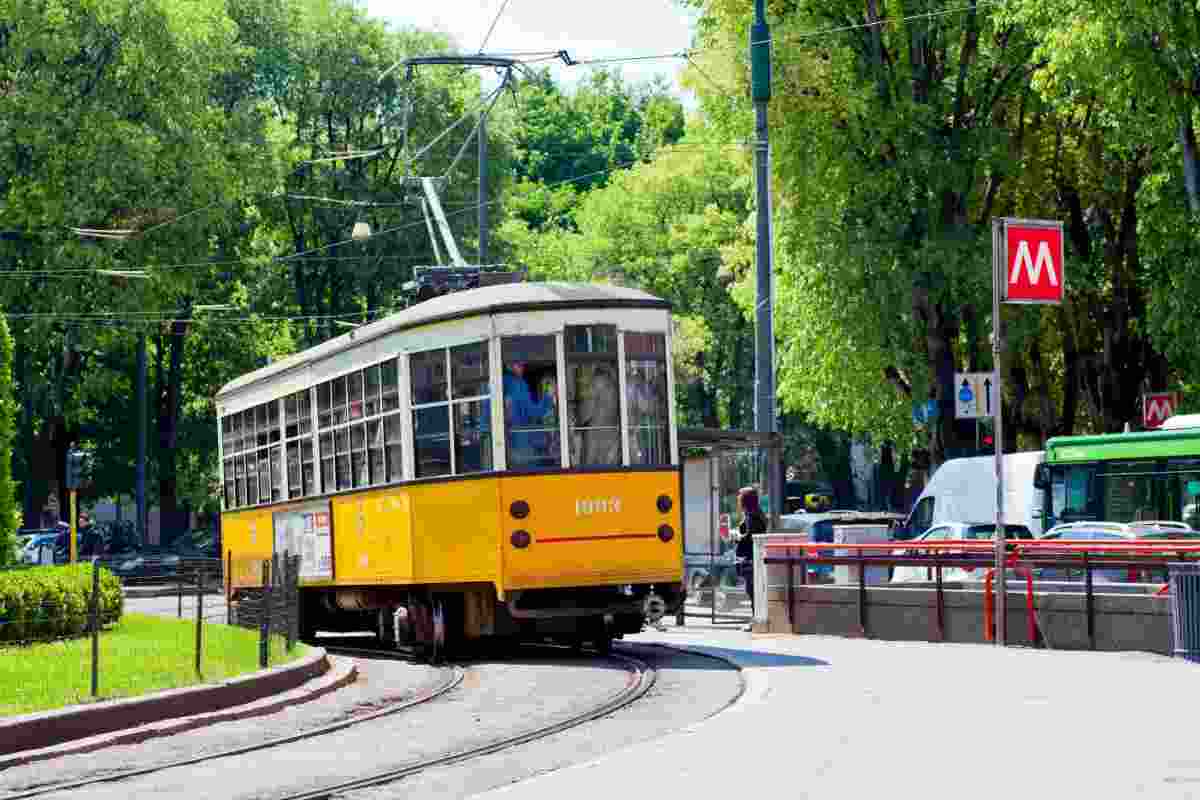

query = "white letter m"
1010;240;1059;287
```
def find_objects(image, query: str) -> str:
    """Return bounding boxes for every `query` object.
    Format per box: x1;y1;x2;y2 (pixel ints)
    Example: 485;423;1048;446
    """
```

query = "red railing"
762;539;1200;647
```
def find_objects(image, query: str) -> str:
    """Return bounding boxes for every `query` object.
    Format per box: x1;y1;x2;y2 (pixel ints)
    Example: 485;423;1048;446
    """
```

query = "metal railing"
763;539;1200;649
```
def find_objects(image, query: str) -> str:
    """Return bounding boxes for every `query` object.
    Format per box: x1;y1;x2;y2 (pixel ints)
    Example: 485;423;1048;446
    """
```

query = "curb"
0;648;345;763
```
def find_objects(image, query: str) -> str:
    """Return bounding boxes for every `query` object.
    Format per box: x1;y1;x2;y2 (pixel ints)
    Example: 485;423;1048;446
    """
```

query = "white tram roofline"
216;282;670;403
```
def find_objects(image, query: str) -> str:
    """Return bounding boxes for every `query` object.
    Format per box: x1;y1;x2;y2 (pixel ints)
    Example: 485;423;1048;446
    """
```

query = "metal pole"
991;219;1007;646
136;332;147;546
69;489;77;564
90;558;100;697
478;103;488;265
195;577;204;677
751;0;780;525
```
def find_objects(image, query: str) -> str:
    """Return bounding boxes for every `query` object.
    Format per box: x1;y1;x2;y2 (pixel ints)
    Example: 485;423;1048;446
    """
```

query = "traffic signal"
65;451;85;490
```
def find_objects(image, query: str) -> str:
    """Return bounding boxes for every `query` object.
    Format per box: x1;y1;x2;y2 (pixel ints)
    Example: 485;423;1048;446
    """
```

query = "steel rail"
0;651;463;800
273;648;656;800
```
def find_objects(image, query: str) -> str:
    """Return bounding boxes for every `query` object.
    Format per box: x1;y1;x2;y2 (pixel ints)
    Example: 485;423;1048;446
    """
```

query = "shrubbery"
0;564;124;644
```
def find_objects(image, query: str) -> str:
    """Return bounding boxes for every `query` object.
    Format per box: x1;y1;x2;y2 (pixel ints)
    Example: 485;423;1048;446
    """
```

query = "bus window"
566;325;621;467
501;336;559;470
625;332;670;465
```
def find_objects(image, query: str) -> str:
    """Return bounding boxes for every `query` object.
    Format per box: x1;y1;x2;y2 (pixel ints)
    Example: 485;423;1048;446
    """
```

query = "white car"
1036;520;1200;583
890;522;1033;583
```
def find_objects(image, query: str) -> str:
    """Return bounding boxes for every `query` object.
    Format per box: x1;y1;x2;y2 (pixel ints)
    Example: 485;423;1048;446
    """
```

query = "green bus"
1037;425;1200;531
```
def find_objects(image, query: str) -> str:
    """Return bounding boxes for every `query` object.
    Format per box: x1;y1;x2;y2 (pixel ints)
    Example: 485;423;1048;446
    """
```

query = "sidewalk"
472;621;1200;799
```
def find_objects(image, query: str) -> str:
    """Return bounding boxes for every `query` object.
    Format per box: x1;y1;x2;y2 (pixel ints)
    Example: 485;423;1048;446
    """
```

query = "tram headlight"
657;524;675;543
656;494;673;513
511;530;532;549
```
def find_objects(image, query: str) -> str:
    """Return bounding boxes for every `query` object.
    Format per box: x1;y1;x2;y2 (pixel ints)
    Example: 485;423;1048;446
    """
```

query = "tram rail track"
0;649;463;800
271;647;655;800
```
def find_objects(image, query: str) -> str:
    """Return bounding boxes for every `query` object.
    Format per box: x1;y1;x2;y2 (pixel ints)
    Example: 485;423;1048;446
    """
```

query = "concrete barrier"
762;583;1173;654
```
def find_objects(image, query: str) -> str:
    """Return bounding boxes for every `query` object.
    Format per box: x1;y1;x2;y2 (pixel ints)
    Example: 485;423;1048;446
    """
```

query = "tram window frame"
220;399;286;509
500;335;560;471
451;341;493;475
314;358;406;491
283;388;312;500
411;348;453;478
564;324;623;468
624;331;670;466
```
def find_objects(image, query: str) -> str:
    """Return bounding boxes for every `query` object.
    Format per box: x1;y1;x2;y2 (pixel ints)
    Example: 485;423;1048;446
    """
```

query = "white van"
1160;414;1200;430
901;451;1045;539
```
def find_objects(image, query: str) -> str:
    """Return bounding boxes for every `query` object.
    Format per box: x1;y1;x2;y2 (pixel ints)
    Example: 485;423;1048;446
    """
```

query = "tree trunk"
1180;109;1200;214
157;321;189;528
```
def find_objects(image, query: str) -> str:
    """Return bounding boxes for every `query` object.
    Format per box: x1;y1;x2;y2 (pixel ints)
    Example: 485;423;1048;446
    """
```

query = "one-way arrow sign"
954;372;997;420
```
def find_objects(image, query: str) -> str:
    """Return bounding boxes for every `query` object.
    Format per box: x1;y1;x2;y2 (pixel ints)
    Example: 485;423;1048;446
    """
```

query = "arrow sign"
954;372;995;420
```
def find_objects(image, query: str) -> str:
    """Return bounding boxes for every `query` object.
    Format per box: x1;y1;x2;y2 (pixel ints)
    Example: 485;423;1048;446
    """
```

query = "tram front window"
501;336;559;469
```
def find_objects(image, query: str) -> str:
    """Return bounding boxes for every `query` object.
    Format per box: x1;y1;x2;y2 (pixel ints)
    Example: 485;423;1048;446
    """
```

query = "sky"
363;0;700;99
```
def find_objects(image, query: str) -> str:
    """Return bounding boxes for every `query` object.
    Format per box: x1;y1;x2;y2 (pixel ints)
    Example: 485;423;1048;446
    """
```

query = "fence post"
1084;551;1095;650
177;572;184;619
195;571;204;678
90;558;101;698
857;548;868;637
225;549;233;626
286;553;297;652
259;560;271;669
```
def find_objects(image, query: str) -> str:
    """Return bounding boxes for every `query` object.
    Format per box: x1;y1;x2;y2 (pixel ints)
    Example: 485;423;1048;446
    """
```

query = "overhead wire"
479;0;514;53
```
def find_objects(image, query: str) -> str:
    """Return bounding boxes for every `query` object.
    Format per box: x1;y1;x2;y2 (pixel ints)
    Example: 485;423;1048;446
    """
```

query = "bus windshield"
1048;457;1200;528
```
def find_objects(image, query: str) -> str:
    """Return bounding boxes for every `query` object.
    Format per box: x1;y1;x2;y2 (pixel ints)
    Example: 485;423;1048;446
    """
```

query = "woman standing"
735;486;767;629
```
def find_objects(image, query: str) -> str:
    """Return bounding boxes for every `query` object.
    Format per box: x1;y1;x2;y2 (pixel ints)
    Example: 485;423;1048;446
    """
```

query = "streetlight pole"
751;0;780;522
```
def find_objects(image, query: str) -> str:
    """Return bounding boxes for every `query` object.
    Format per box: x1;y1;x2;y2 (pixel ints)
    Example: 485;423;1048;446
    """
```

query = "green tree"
0;316;17;560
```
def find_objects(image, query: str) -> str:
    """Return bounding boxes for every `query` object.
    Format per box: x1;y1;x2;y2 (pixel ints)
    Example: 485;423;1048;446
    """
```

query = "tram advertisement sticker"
273;502;334;581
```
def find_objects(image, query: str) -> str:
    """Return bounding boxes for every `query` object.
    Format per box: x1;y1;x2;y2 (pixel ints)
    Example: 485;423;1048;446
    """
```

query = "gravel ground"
5;652;637;800
0;656;443;795
336;642;744;800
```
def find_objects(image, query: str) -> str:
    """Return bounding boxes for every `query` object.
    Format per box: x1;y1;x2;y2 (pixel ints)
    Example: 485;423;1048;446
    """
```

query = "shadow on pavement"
638;643;829;669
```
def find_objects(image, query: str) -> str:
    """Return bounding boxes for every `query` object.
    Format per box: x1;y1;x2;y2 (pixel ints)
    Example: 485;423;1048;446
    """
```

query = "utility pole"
751;0;781;524
136;331;147;545
478;107;489;265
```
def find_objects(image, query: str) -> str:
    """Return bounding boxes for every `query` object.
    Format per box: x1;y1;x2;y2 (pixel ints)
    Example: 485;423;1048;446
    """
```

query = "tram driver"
503;360;558;468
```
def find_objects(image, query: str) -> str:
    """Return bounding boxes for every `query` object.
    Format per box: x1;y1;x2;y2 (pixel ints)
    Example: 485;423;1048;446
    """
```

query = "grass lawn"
0;613;308;717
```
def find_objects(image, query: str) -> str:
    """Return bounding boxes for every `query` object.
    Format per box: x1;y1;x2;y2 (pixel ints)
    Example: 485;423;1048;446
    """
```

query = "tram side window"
625;332;670;466
501;336;560;470
452;342;493;474
565;325;621;467
411;349;451;478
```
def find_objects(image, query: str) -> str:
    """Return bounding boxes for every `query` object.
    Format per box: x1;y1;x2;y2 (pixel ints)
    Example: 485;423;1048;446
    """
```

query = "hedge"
0;564;124;644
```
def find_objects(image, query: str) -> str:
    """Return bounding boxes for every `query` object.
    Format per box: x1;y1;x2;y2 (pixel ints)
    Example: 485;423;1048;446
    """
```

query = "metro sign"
1000;219;1065;304
1144;392;1179;430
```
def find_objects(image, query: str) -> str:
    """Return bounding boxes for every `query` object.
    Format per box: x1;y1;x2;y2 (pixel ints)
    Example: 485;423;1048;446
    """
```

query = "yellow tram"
217;283;684;657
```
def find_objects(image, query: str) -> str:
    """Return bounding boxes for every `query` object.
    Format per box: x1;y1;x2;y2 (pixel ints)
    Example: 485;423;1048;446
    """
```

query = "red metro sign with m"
1004;222;1064;304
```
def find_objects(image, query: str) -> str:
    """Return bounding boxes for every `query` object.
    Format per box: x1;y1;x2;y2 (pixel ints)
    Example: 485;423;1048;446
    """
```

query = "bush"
0;564;124;644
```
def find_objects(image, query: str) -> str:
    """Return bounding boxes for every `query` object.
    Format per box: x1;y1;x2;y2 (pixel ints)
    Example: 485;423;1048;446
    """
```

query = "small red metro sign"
1002;220;1064;304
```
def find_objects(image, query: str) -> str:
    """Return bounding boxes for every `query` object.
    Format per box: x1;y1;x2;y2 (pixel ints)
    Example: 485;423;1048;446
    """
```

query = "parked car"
19;532;61;565
1034;521;1200;583
779;511;906;580
890;522;1033;583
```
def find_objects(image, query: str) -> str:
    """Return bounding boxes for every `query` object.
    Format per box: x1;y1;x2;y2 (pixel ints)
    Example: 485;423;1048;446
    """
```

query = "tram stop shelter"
675;428;782;626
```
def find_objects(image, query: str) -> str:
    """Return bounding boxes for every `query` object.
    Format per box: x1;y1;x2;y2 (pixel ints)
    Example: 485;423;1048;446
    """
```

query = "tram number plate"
576;497;622;516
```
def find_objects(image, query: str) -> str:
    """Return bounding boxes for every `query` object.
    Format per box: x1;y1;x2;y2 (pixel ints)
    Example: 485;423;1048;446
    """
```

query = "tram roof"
217;281;670;400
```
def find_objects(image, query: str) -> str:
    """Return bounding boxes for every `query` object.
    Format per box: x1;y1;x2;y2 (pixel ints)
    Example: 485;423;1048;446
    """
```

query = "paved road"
471;622;1200;800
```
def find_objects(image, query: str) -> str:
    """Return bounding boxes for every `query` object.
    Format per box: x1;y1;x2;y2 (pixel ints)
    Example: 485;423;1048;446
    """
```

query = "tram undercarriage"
296;582;683;660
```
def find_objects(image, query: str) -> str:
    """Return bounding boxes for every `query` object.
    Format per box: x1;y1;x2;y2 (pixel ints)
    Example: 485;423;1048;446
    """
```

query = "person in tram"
503;360;556;466
735;486;768;629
